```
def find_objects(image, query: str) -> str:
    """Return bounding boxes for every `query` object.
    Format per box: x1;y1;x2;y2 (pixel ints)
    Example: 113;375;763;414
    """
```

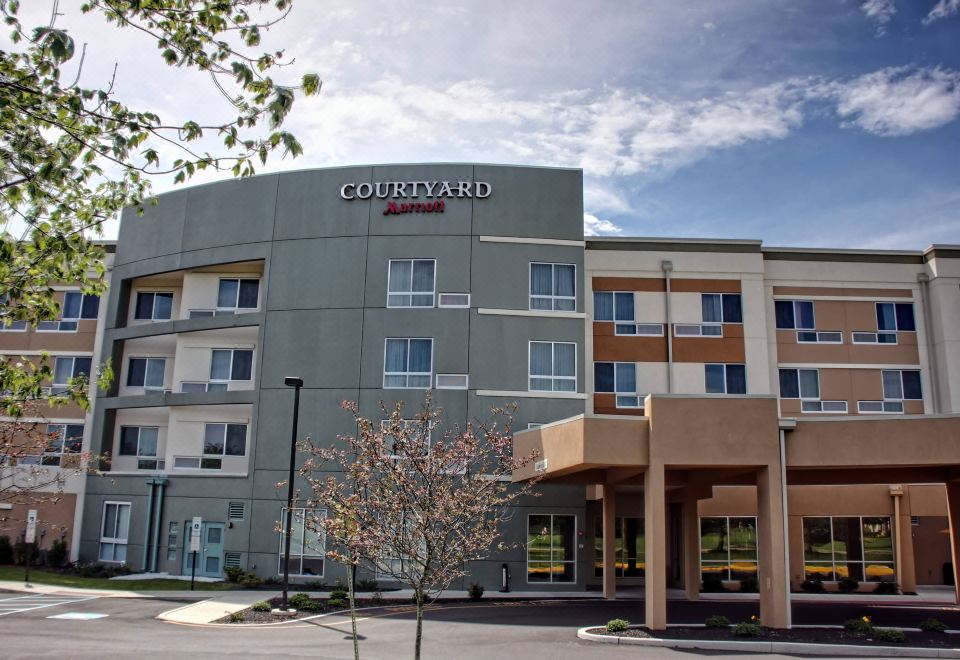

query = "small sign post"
190;517;202;591
24;510;37;584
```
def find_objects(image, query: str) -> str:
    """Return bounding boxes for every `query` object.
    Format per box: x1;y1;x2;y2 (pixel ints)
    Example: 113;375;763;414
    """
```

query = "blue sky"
15;1;960;248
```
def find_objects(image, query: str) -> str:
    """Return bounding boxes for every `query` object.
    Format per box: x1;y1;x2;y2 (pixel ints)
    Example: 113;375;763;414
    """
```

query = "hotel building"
5;164;958;629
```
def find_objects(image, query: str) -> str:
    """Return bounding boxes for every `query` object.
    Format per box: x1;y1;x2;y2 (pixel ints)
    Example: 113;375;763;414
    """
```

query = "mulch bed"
215;595;383;624
591;626;959;649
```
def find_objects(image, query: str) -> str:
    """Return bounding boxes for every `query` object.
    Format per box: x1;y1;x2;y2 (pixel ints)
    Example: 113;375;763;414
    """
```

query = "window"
27;424;84;467
775;300;814;330
278;507;326;577
530;263;575;311
0;319;27;331
529;341;576;392
797;331;843;343
527;514;576;583
702;293;742;323
119;426;161;470
38;292;100;331
594;516;644;577
435;374;468;389
383;338;433;388
134;292;173;321
705;363;746;394
876;303;915;332
217;278;260;311
201;423;247;469
674;323;722;337
166;522;178;562
388;259;436;307
210;349;253;387
860;370;922;414
99;502;131;563
127;358;166;391
700;517;758;582
437;293;469;308
51;356;92;394
852;331;897;345
779;368;819;400
803;516;894;582
379;419;431;459
594;362;641;408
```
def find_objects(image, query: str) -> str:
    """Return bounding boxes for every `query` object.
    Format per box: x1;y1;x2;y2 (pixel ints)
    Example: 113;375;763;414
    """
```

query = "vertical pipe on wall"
142;480;155;572
917;274;940;413
662;261;674;393
149;480;166;573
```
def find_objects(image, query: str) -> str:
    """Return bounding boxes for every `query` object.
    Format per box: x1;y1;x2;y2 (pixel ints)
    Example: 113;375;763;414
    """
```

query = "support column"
683;497;700;601
602;484;617;599
757;465;789;629
644;463;667;630
946;482;960;604
141;481;155;572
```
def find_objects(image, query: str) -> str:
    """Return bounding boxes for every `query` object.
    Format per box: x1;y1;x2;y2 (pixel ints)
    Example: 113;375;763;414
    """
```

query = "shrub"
305;580;327;590
704;615;730;628
238;572;262;588
872;627;905;643
919;618;948;633
224;566;244;583
838;577;860;593
739;576;759;593
0;536;13;564
605;618;630;633
731;622;761;638
801;578;825;593
328;598;346;609
289;593;313;610
468;582;485;601
228;611;244;623
356;578;378;591
370;591;384;606
701;573;725;593
843;617;873;634
46;539;68;568
330;588;348;601
873;581;898;595
251;601;272;613
263;575;281;586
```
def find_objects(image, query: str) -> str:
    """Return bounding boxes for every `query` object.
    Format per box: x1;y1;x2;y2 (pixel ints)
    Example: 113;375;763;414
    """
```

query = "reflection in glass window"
527;514;576;583
278;507;326;577
705;364;746;395
594;516;644;577
802;516;894;582
134;292;173;320
775;300;815;330
699;517;757;583
217;278;259;311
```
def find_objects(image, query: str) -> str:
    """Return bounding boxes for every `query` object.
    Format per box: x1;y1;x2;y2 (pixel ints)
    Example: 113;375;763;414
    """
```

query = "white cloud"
923;0;960;25
860;0;896;36
583;213;624;237
831;67;960;136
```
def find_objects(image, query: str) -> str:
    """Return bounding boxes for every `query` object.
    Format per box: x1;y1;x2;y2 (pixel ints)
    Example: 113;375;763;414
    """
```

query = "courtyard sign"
339;180;492;216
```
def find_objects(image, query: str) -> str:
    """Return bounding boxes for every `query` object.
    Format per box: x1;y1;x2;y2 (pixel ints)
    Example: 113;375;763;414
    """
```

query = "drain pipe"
916;274;940;413
141;481;156;572
148;478;168;573
662;260;674;393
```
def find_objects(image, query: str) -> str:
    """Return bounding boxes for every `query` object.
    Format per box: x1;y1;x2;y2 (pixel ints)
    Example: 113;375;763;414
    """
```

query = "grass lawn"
0;565;240;591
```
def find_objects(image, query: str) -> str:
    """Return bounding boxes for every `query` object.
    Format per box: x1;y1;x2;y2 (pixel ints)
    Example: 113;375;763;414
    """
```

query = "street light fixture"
281;376;304;611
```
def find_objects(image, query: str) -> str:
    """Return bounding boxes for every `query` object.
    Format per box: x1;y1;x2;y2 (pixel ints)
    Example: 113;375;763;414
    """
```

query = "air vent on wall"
228;501;245;521
224;552;242;569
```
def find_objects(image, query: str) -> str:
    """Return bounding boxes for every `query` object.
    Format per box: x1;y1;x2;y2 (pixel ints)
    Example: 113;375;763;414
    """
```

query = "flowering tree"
301;395;541;660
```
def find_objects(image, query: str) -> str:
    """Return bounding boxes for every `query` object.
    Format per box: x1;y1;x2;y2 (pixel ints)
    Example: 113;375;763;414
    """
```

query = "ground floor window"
594;516;644;577
99;501;131;563
803;516;894;582
527;514;576;583
700;516;758;581
278;507;325;577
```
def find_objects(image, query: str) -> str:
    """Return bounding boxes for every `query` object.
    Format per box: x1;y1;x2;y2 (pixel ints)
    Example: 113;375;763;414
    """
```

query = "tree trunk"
414;589;425;660
347;560;360;660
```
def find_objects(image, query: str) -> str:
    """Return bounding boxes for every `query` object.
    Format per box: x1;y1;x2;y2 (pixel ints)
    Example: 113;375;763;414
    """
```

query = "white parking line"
0;594;99;617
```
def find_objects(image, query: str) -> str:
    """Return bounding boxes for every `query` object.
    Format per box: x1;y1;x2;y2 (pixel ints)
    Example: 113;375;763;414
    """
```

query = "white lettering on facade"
338;180;492;200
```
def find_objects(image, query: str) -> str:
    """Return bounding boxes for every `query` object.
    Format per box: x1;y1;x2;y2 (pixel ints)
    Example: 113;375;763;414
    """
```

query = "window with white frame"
705;363;746;394
530;263;575;311
134;292;173;321
775;300;815;330
217;278;260;311
527;514;576;583
209;349;253;388
702;293;742;323
127;358;166;391
201;423;247;469
876;302;915;332
278;507;326;577
858;370;921;414
778;368;846;413
23;423;84;467
37;291;99;331
99;502;131;563
594;291;660;335
383;338;433;388
387;259;436;307
0;293;27;331
594;362;641;408
119;426;161;470
529;341;576;392
51;356;92;394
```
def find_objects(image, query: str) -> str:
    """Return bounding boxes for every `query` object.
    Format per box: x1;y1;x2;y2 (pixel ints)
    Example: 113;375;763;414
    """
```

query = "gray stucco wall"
83;164;588;590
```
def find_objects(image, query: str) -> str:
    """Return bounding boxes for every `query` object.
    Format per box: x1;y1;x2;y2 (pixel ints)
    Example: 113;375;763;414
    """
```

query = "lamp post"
281;376;303;611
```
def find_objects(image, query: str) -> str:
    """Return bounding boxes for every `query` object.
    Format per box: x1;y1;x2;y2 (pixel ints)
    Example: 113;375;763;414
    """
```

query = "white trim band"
777;363;922;370
478;308;586;319
476;389;588;399
479;236;586;247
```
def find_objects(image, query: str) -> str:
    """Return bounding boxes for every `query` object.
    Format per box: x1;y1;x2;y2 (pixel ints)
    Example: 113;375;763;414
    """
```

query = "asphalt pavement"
1;591;959;659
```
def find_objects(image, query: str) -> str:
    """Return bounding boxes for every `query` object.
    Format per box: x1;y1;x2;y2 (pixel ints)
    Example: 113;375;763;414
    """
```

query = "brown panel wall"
0;496;77;540
594;334;669;362
912;517;951;585
673;335;745;363
670;279;742;293
593;277;665;292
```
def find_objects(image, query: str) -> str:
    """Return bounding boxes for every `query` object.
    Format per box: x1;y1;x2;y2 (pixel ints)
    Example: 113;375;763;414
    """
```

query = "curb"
577;626;960;658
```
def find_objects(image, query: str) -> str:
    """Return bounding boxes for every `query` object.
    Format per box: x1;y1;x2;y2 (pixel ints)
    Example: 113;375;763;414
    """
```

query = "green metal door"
182;522;226;578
